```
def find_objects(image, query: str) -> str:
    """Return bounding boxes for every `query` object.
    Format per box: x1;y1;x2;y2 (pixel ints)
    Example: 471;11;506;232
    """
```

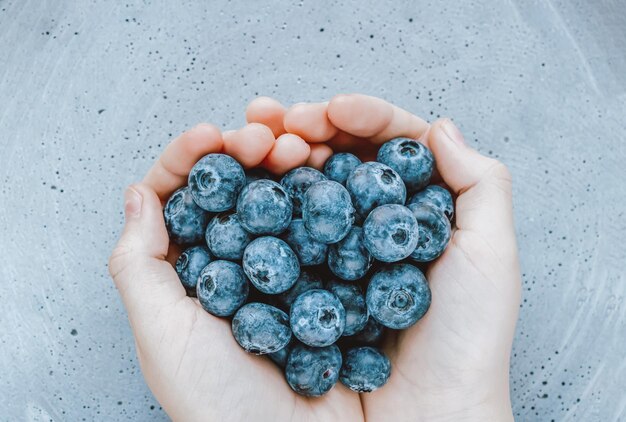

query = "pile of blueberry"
164;137;453;397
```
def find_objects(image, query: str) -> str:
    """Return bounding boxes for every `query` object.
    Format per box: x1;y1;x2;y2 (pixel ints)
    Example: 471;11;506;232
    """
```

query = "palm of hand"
110;94;519;422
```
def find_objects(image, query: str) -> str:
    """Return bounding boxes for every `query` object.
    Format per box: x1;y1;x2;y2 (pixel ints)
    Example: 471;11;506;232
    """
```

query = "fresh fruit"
188;153;246;212
164;186;211;244
205;212;254;261
236;179;292;235
339;346;391;393
363;204;419;262
302;180;355;244
346;161;406;218
327;226;373;280
366;263;431;329
231;302;292;354
408;203;452;262
290;289;346;347
325;279;369;336
285;343;342;397
175;245;212;290
323;152;361;185
376;137;434;192
242;236;300;294
408;184;454;221
280;167;327;216
281;219;328;266
197;260;249;317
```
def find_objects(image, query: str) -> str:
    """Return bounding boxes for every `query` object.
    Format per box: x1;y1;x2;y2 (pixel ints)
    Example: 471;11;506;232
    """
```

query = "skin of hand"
109;94;521;422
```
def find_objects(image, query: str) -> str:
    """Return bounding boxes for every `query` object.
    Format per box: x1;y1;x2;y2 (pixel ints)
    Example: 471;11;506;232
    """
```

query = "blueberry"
268;339;296;368
242;237;300;294
285;343;342;397
196;260;249;317
205;212;254;260
408;185;454;221
302;180;355;244
236;179;293;235
188;153;246;212
290;289;346;347
245;167;273;184
231;302;291;354
346;162;406;218
366;263;431;329
327;226;374;280
363;204;419;262
281;219;328;266
325;279;368;336
163;186;211;245
276;270;323;310
280;167;327;216
408;203;451;262
377;137;434;192
323;153;362;185
175;246;212;290
350;318;385;346
339;347;391;393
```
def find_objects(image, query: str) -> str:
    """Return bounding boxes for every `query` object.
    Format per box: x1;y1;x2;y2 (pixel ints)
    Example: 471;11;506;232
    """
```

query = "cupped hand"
109;94;520;422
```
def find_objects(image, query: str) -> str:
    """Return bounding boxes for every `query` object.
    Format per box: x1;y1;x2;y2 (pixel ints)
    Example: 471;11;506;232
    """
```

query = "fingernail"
124;186;143;219
442;119;465;145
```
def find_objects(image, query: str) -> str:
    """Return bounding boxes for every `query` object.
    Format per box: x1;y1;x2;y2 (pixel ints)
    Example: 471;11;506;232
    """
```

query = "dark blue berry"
205;212;254;260
346;162;406;218
231;302;291;354
339;347;391;393
327;226;374;280
236;179;293;235
350;318;385;346
163;186;211;244
286;343;342;397
302;180;355;244
280;167;327;216
268;340;296;369
276;270;323;310
325;279;368;336
408;185;454;221
242;237;300;294
281;219;328;266
290;289;346;347
366;263;431;329
323;153;361;185
377;137;434;192
408;203;451;262
188;153;246;212
363;204;419;262
175;246;211;290
197;260;249;317
245;167;273;184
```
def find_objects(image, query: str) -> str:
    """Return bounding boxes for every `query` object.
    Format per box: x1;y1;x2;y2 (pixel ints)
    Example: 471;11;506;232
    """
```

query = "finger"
246;96;287;137
223;123;275;168
283;102;338;143
109;184;186;320
327;94;430;145
428;119;515;247
305;143;334;170
143;124;223;200
262;133;311;174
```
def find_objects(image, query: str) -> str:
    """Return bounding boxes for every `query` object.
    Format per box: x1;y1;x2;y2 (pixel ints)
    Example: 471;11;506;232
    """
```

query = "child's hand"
109;94;520;421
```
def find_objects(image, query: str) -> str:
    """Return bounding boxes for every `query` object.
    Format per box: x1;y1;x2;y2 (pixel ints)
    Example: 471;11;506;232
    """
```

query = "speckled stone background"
1;0;624;420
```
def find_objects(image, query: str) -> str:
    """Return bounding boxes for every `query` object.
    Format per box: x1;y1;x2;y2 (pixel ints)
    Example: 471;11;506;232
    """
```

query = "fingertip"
305;143;334;170
327;93;392;138
246;96;287;137
223;123;276;168
263;133;311;175
283;102;338;143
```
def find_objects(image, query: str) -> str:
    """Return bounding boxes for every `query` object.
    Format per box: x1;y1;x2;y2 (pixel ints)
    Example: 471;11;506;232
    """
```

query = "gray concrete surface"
1;0;624;420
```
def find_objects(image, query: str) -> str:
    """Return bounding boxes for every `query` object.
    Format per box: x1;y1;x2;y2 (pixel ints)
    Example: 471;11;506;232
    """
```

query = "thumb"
109;183;186;321
427;119;517;258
